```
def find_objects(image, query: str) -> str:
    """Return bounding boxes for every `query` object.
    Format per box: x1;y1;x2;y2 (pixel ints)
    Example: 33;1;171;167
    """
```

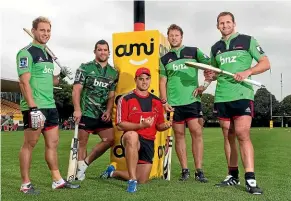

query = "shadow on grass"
86;176;126;189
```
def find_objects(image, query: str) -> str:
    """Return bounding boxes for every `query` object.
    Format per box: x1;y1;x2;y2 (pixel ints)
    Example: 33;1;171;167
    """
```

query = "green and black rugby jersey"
210;33;266;103
160;46;210;106
16;43;55;111
74;60;119;119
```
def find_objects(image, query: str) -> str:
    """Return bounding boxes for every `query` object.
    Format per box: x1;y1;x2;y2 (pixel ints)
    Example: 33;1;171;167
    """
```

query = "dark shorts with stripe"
79;115;113;134
213;99;254;121
22;108;59;131
172;101;202;124
121;134;154;164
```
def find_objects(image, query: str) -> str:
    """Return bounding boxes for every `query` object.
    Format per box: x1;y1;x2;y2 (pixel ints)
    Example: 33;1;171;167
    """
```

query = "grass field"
1;128;291;201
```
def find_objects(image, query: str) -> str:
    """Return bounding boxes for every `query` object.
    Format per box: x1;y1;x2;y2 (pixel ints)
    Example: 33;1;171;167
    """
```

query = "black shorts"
214;99;254;121
22;108;59;131
172;101;202;124
121;134;154;164
79;115;113;134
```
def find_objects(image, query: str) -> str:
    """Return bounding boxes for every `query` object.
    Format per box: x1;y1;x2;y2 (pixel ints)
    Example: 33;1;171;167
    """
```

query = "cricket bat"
163;111;174;181
66;124;79;182
185;61;265;88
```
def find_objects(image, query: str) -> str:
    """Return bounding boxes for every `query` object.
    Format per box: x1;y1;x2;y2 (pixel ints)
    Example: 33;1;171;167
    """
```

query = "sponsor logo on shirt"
93;79;109;88
245;107;251;113
43;65;53;74
140;116;154;124
233;45;244;50
38;57;44;62
74;69;82;81
220;56;237;65
256;46;264;54
19;57;28;68
167;58;173;64
172;63;188;71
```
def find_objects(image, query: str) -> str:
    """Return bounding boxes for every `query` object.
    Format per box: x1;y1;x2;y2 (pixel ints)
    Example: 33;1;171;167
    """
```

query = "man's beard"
170;41;181;48
96;57;108;62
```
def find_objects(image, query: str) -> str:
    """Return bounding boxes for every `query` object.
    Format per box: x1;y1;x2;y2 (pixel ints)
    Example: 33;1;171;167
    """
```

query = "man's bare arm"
53;75;60;86
159;77;168;101
19;72;37;108
106;91;115;113
249;56;270;75
156;122;171;132
234;56;270;81
72;84;83;111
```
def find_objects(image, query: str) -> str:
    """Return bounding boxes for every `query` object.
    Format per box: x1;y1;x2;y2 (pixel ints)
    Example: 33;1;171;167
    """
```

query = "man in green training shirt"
203;12;270;195
73;39;119;181
17;16;79;195
159;24;210;182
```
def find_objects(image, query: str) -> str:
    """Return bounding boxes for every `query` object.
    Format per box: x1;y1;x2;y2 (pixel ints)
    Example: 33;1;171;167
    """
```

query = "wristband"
161;99;167;105
203;81;211;88
29;107;38;111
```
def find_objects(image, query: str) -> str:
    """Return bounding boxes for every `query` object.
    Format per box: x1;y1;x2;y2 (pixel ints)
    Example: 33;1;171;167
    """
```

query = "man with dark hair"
159;24;210;182
100;67;172;193
72;39;119;181
205;11;270;194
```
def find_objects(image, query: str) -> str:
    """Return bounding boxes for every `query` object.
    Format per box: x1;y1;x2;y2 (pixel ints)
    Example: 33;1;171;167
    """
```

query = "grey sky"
1;0;290;100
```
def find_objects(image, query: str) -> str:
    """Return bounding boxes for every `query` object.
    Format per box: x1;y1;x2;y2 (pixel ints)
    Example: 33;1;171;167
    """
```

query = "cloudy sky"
1;0;290;100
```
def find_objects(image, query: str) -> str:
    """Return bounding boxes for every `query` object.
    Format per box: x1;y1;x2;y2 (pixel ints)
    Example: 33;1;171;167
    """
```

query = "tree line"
54;80;291;127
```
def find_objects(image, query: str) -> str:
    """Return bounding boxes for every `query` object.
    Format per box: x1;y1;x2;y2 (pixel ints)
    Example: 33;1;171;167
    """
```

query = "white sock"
21;182;31;188
77;160;88;172
54;178;65;184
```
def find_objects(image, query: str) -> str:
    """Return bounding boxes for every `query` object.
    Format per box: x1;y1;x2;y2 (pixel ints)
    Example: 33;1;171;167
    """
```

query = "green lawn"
1;128;291;201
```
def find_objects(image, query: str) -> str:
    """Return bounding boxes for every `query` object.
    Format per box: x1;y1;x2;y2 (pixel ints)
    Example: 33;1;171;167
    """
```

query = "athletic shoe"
75;161;88;181
246;179;263;195
215;175;240;187
179;169;190;181
100;164;116;179
195;170;208;183
20;183;40;195
75;169;86;181
127;180;137;193
52;179;80;189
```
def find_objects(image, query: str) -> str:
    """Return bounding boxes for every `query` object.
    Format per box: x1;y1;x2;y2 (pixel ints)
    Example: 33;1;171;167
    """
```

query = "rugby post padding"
110;0;171;179
110;30;170;178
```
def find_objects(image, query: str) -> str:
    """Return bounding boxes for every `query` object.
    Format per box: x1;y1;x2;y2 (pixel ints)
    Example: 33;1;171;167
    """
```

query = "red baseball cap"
135;67;151;77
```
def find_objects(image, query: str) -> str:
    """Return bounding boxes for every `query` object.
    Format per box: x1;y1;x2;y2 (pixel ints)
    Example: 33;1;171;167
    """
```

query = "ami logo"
115;38;155;66
115;38;154;57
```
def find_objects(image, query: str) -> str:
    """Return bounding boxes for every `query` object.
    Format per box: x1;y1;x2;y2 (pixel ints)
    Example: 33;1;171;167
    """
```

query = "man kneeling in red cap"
100;67;172;193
